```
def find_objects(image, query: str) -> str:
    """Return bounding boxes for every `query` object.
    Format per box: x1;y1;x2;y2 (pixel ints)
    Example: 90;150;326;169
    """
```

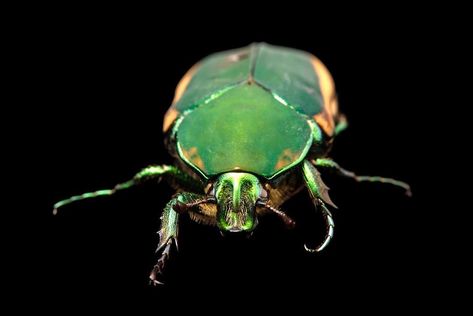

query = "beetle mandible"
53;43;410;285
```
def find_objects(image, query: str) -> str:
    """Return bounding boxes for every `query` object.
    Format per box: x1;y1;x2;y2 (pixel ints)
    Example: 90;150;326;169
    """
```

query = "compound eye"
259;187;268;201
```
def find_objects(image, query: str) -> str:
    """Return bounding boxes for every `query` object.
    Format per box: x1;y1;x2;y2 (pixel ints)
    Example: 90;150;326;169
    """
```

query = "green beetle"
54;43;410;285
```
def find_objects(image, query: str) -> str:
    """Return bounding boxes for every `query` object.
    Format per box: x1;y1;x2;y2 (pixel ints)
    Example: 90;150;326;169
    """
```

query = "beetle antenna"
304;201;334;252
258;202;295;228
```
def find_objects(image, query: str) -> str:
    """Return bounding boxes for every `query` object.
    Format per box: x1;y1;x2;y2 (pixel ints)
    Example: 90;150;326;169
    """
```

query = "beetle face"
213;172;264;234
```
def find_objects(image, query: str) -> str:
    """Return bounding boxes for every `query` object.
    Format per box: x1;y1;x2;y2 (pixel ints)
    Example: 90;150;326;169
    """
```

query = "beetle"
53;43;410;285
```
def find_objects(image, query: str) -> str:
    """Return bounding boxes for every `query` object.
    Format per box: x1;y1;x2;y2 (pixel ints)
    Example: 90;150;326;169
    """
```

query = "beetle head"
212;172;266;234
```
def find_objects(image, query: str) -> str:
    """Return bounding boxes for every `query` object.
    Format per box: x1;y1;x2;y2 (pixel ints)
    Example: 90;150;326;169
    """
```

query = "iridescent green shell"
165;43;338;179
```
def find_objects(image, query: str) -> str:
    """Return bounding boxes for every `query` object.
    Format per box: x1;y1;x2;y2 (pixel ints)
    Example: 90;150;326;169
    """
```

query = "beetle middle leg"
313;158;412;196
302;160;337;252
53;165;202;214
334;114;348;135
149;192;213;285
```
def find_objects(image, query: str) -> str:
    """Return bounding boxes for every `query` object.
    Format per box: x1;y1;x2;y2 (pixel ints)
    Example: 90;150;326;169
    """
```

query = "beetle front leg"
304;202;334;252
53;165;201;214
313;158;412;196
149;192;211;285
302;160;337;252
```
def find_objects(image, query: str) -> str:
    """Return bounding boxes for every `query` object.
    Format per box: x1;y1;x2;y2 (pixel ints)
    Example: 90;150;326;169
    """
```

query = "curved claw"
405;188;413;197
304;226;333;252
149;277;165;286
304;202;335;253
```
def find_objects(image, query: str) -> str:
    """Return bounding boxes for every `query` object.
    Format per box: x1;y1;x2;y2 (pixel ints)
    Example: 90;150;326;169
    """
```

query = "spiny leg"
53;165;200;214
313;158;412;196
302;160;336;252
149;192;212;285
149;198;179;286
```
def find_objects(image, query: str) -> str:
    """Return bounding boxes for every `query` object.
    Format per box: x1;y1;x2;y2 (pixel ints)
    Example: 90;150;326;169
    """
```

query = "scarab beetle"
54;43;410;285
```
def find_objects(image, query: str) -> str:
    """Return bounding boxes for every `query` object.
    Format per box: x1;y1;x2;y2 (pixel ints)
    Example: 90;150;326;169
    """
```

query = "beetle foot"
149;238;175;286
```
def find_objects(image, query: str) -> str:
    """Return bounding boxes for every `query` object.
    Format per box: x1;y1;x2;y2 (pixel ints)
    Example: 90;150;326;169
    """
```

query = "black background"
18;10;454;312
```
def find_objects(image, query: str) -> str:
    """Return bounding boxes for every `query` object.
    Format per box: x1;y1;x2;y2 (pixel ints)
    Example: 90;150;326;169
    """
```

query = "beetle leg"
149;192;212;285
302;160;336;252
302;160;337;208
334;114;348;135
304;201;334;252
53;165;201;214
313;158;412;196
149;238;173;286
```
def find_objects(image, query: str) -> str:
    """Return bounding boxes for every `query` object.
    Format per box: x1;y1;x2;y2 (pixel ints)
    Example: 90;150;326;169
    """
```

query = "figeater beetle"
53;43;411;285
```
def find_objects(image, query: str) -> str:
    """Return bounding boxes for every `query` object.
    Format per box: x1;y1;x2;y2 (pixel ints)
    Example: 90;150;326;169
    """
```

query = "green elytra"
173;44;323;114
53;43;411;285
171;44;323;178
